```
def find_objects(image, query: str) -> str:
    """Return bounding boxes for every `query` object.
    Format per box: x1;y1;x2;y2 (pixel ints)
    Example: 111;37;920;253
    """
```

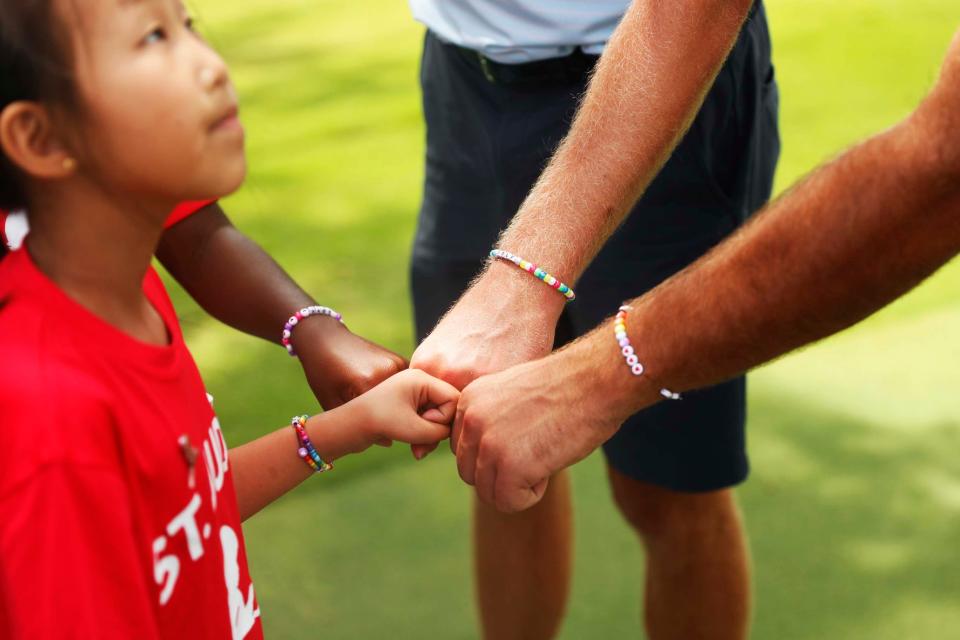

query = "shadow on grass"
744;390;960;639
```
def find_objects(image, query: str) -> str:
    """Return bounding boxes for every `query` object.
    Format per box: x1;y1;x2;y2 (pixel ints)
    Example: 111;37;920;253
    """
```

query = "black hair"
0;0;75;213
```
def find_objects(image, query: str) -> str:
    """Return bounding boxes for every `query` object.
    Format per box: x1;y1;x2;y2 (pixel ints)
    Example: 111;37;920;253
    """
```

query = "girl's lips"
210;106;242;133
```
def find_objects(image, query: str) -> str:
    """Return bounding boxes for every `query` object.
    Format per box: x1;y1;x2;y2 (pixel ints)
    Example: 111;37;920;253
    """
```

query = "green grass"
166;1;960;637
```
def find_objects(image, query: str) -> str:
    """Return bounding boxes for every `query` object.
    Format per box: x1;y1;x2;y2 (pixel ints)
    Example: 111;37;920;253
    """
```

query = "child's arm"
228;369;459;521
156;203;408;410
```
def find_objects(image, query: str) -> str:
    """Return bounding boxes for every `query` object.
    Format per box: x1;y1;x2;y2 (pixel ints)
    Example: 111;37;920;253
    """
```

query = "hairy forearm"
576;78;960;421
646;126;957;388
156;204;323;344
495;0;753;281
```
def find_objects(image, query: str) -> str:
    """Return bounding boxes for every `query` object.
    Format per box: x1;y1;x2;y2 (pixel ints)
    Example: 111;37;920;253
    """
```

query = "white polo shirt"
408;0;630;63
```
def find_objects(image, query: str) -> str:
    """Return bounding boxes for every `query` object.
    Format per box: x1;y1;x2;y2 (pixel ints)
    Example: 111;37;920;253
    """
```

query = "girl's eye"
143;26;167;45
185;16;195;32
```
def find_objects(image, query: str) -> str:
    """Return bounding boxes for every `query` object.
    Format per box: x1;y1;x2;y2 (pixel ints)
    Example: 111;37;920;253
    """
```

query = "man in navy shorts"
409;1;779;638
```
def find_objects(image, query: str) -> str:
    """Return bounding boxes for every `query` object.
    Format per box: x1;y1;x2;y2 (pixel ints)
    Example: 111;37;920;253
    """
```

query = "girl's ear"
0;102;77;181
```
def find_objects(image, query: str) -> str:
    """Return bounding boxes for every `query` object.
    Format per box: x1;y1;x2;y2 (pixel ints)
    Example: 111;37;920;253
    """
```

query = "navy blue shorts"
411;3;780;492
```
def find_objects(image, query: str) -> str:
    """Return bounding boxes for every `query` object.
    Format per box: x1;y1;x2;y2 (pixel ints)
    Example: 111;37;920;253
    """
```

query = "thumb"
405;414;453;446
499;477;550;514
412;370;461;415
421;401;457;426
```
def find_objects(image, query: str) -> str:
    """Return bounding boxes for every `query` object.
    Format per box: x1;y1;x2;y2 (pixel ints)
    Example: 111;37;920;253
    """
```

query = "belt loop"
477;53;496;83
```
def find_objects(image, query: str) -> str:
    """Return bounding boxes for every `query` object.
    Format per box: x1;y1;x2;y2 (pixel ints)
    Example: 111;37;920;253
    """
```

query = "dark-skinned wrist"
288;312;349;353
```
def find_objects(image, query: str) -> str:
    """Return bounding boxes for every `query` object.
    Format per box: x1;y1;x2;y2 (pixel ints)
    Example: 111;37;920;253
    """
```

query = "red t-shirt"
0;200;214;252
0;248;263;639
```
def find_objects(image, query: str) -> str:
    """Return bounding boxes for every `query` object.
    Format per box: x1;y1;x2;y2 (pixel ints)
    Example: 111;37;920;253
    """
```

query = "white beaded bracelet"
614;306;681;401
282;305;344;356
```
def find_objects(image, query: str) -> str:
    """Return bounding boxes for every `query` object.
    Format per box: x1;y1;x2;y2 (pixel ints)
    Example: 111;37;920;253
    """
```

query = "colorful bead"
489;249;576;302
282;305;345;357
613;305;680;401
291;415;333;474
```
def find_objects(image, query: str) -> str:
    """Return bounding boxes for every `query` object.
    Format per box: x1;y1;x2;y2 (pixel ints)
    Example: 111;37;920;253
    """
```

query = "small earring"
62;157;76;172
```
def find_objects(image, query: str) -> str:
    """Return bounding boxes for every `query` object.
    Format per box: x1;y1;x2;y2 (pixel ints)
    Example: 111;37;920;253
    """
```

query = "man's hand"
293;315;408;410
410;261;565;388
409;261;567;458
450;341;630;513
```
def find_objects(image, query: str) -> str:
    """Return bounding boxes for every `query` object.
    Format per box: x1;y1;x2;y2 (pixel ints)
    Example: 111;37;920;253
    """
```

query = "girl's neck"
26;181;174;346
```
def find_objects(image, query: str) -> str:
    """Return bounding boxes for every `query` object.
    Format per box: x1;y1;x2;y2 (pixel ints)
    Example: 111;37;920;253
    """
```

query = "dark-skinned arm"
156;203;406;410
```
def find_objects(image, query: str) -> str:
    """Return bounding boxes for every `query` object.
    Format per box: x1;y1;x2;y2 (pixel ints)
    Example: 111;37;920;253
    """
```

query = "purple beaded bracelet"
614;306;681;401
282;305;344;356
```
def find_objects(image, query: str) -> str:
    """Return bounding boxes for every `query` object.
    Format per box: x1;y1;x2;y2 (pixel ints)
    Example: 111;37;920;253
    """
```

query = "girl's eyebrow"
117;0;163;8
118;0;186;14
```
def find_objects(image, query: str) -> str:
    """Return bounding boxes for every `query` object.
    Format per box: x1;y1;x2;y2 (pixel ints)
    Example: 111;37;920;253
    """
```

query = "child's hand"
295;319;408;410
347;369;459;456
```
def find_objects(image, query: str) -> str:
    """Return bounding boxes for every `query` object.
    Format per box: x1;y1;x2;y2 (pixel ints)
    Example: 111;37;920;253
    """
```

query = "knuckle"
478;437;503;463
460;408;478;433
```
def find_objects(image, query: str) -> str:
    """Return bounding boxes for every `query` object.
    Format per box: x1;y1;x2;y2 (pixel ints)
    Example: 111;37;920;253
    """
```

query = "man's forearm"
411;0;755;391
574;67;960;421
494;0;754;282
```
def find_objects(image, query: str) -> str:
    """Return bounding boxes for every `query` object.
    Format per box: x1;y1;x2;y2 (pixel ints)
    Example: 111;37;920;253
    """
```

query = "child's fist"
352;369;459;453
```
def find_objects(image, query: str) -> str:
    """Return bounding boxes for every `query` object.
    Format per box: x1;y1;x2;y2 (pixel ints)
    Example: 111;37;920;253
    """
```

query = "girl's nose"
196;43;230;91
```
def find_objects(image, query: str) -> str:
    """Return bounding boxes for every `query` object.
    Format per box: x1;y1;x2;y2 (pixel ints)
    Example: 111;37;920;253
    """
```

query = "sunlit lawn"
167;1;960;636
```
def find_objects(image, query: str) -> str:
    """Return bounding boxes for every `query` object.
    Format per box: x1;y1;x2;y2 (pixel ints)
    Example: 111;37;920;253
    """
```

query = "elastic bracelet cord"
282;306;344;357
489;249;576;301
614;306;681;401
291;415;333;473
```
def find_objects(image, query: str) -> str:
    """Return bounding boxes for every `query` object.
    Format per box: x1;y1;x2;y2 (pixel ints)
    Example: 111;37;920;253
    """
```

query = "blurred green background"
170;1;960;637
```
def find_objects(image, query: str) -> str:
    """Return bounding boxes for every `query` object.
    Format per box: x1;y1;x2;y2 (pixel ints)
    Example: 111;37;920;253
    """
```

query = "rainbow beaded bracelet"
489;249;576;301
292;415;333;473
614;306;681;401
282;305;344;357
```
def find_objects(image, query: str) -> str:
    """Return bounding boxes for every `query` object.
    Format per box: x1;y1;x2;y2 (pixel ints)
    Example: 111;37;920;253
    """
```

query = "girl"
0;0;458;637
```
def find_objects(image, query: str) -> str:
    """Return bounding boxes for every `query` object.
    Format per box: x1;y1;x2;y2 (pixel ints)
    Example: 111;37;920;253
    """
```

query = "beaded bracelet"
614;306;681;401
291;415;333;473
282;306;344;357
489;249;576;301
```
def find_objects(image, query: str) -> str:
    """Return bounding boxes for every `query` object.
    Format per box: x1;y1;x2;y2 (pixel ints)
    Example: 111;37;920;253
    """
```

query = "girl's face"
64;0;245;204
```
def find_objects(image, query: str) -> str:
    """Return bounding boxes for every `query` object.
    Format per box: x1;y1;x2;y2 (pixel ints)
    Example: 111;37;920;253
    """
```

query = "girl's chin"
196;162;247;199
